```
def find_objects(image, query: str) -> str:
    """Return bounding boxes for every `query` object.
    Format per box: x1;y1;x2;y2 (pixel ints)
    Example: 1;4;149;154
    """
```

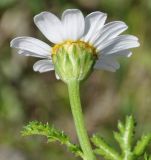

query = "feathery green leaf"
91;134;121;160
21;121;84;158
92;116;151;160
134;134;151;157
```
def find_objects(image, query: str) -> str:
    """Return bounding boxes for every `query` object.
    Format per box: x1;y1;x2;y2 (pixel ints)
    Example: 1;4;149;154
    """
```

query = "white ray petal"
10;37;51;58
97;35;140;55
55;72;60;79
98;49;132;58
18;50;48;58
62;9;85;41
33;59;54;73
94;55;120;72
95;49;134;72
34;12;64;43
94;21;128;47
82;11;107;43
114;50;132;57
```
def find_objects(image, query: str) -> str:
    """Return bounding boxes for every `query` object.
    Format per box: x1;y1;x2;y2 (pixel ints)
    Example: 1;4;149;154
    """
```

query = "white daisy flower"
10;9;140;80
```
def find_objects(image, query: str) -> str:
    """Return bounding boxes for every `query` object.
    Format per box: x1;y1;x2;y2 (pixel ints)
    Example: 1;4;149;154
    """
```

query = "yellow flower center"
52;40;97;57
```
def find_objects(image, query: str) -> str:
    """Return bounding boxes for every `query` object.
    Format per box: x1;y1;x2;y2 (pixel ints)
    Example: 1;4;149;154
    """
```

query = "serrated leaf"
113;131;124;150
124;116;135;147
21;121;84;158
21;121;50;136
92;116;151;160
113;116;135;153
117;120;125;134
134;134;151;157
91;135;121;160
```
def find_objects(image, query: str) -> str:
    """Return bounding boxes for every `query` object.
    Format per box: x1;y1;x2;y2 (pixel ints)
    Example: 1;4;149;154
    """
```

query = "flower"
10;9;140;80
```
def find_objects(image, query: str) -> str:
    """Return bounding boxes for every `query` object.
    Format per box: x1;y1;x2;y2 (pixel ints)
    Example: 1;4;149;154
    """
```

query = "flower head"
10;9;140;82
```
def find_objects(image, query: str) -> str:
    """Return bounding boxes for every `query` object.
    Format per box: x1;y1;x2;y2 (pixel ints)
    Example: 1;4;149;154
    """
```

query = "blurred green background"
0;0;151;159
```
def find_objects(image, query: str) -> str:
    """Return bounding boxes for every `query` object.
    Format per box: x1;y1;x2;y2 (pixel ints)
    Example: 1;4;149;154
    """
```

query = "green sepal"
52;42;96;83
21;121;84;158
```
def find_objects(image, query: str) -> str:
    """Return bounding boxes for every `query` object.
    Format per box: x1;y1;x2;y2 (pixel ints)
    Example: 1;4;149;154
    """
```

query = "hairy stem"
67;80;96;160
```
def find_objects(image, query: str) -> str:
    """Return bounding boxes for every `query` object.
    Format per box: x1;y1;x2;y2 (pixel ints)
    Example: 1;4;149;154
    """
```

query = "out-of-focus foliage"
0;0;151;160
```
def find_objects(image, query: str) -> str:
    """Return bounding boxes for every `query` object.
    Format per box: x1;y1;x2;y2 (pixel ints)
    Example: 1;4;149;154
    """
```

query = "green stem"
67;80;96;160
